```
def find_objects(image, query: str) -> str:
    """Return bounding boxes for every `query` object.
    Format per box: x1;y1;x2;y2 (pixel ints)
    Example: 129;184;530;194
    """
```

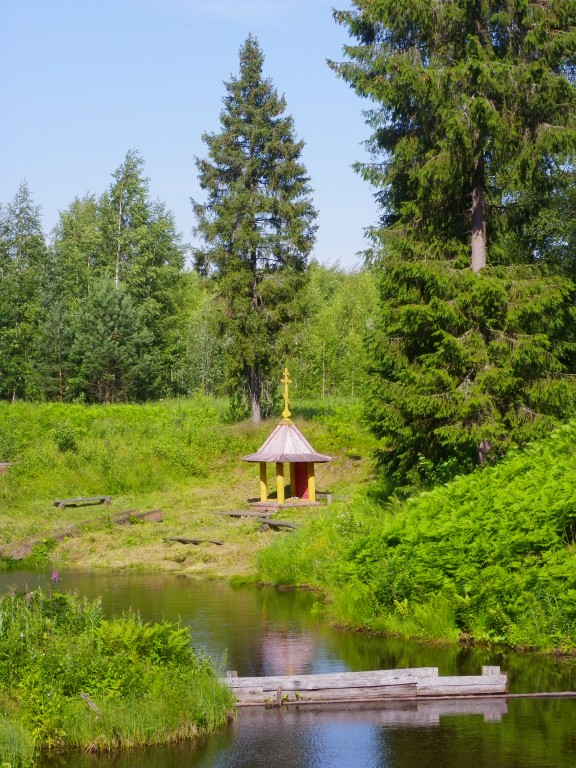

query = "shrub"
0;590;233;758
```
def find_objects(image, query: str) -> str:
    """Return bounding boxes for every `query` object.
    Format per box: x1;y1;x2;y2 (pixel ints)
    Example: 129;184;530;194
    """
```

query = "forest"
1;2;576;625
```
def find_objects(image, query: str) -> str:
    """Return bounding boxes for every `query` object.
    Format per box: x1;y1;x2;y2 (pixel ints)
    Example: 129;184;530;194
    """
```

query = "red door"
295;463;309;499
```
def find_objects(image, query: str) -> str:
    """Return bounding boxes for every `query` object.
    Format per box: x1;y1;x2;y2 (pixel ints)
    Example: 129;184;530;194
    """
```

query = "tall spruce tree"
192;35;317;422
332;1;576;486
0;183;47;400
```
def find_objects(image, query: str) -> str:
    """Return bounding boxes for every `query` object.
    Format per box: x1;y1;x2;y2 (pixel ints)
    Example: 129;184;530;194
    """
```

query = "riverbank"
4;398;576;654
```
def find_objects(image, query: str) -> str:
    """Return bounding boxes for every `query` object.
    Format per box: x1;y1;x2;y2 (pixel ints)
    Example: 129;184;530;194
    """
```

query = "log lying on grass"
213;510;271;518
257;518;300;531
112;509;163;524
0;510;163;561
168;537;224;546
54;495;111;508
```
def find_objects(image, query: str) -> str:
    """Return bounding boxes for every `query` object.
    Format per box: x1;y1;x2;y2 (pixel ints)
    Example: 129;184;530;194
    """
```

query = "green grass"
0;396;374;577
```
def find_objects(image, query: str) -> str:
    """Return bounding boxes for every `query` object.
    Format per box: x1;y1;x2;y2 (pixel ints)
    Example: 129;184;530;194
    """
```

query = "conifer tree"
47;153;185;399
332;1;576;485
98;151;185;394
68;277;156;403
193;35;317;422
0;183;47;399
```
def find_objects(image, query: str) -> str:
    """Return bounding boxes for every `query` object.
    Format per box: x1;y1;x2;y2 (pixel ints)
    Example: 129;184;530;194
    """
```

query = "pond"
4;570;576;768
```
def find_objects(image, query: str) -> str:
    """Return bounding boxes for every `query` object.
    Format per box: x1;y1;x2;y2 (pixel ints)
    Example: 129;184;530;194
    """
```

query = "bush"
0;590;233;759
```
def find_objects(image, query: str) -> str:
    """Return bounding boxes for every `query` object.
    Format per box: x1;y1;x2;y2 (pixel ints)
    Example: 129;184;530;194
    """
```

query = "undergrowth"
258;421;576;651
0;589;233;765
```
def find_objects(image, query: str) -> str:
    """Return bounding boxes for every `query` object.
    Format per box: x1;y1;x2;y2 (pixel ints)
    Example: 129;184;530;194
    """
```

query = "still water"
4;570;576;768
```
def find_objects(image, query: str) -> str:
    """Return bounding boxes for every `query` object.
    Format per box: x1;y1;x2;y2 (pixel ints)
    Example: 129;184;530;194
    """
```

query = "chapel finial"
280;367;293;422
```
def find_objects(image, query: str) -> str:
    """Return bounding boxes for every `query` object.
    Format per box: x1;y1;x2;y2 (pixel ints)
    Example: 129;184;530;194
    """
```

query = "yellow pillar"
307;462;316;503
289;463;296;499
276;462;285;504
259;462;268;502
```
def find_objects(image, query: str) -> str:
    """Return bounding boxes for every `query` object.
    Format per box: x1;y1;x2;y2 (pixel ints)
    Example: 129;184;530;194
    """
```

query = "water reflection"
3;571;576;768
39;699;576;768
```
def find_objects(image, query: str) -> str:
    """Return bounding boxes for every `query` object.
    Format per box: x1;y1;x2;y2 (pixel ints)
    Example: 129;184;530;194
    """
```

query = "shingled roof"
242;421;331;464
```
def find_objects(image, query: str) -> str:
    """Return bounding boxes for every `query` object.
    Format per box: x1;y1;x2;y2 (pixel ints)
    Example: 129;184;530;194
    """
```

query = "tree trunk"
115;201;122;288
477;439;491;465
471;156;487;272
250;368;261;424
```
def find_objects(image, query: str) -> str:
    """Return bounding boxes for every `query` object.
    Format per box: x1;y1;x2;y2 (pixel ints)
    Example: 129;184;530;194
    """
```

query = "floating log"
54;496;111;508
223;666;508;706
168;537;224;546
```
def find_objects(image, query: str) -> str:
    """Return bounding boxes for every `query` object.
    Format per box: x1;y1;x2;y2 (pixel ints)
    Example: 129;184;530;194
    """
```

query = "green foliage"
331;0;576;266
288;263;379;400
0;183;48;401
193;34;317;421
365;260;576;488
259;421;576;651
0;715;35;768
0;151;187;405
52;421;78;453
68;277;157;404
0;397;250;509
331;0;576;484
0;590;232;757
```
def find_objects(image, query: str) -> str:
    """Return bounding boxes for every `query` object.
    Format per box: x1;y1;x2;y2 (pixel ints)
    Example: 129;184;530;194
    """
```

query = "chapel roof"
242;421;332;464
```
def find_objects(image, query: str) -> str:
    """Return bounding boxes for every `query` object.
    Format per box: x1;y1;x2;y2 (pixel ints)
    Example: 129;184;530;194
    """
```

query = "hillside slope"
259;422;576;651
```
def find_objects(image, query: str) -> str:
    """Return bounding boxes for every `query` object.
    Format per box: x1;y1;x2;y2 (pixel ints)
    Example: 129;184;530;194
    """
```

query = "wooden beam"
257;518;300;530
307;463;316;503
276;462;285;504
259;462;268;502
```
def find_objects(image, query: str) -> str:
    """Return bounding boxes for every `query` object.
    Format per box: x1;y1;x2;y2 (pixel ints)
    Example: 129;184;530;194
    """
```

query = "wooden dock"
223;666;507;707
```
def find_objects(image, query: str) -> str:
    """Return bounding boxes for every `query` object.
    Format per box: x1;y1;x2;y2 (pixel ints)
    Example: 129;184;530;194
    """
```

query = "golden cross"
281;367;292;421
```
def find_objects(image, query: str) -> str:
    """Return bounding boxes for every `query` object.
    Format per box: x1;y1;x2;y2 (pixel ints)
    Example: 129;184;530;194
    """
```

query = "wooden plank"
286;683;417;702
225;668;438;691
232;687;266;704
54;496;111;508
417;675;508;696
130;509;163;523
225;667;508;706
213;510;271;518
234;683;417;706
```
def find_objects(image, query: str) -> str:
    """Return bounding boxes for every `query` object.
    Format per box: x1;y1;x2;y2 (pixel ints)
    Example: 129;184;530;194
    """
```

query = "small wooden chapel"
242;368;331;508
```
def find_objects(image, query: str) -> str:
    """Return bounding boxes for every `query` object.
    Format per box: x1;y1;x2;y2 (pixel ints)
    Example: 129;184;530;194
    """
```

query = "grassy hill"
0;397;373;577
258;422;576;651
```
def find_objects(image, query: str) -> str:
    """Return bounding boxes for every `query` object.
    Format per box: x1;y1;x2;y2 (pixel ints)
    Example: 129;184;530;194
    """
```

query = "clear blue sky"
1;0;378;270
